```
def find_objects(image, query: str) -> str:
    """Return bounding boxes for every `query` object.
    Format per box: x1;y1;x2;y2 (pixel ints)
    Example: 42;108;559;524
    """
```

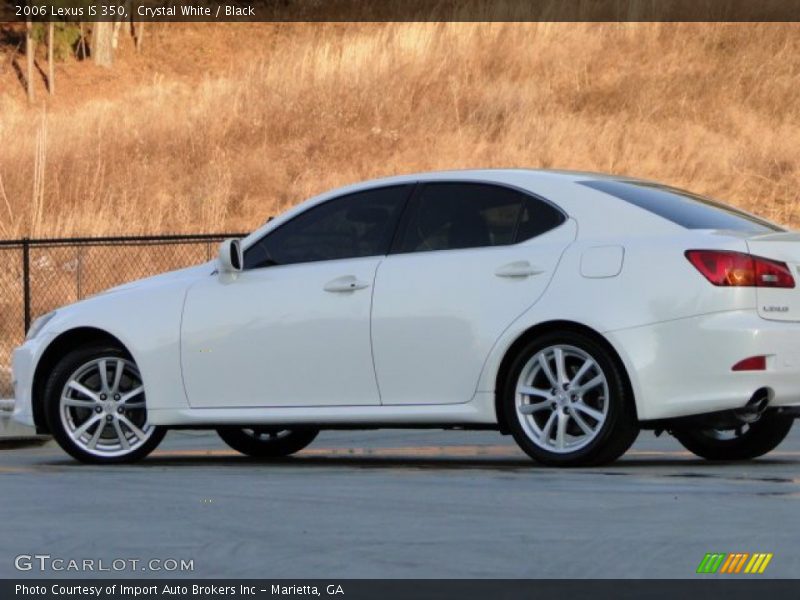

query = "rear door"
747;232;800;322
370;182;575;405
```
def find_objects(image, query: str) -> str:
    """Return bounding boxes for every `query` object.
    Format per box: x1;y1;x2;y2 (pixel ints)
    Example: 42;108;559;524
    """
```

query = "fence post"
76;245;83;299
22;238;31;335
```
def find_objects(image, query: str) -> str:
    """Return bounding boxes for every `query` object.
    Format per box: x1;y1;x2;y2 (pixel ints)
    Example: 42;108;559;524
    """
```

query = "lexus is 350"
12;170;800;465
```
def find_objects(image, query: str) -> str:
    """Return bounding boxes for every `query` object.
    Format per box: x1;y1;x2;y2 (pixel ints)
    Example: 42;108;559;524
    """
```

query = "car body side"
13;169;800;433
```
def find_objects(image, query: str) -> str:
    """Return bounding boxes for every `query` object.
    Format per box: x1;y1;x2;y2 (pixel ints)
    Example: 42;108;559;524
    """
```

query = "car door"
371;181;575;405
181;184;413;408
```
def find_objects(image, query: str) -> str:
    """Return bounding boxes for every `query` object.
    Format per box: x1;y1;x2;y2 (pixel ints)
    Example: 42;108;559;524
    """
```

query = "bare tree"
112;1;135;50
134;21;145;53
92;22;114;67
78;22;88;60
25;19;35;103
47;22;54;95
112;19;122;49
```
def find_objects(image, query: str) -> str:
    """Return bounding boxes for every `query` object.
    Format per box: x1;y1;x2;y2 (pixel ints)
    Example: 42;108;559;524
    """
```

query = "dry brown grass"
1;22;800;238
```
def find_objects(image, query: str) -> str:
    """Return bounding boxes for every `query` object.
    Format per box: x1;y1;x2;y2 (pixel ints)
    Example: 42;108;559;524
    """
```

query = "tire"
217;427;319;458
672;412;794;461
503;330;639;467
44;344;166;464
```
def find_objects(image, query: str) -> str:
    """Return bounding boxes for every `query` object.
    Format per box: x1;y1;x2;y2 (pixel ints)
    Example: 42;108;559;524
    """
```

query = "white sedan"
12;169;800;465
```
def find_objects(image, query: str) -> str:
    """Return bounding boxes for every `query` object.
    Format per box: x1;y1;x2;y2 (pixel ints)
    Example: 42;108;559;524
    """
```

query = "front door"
180;184;412;408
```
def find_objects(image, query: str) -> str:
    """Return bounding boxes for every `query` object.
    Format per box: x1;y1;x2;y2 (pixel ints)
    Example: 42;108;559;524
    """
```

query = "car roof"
338;168;646;188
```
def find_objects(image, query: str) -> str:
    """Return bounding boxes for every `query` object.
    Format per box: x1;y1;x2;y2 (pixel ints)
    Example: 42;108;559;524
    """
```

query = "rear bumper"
607;310;800;421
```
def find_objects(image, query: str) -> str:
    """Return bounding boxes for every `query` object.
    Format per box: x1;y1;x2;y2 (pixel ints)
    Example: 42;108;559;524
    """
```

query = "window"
243;185;412;269
395;183;565;254
579;179;783;233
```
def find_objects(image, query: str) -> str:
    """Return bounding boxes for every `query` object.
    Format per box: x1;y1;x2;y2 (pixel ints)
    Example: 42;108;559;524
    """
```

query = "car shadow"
37;452;800;473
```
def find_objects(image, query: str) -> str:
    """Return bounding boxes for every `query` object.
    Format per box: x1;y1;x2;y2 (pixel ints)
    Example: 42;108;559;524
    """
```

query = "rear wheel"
503;331;639;467
217;427;318;458
672;413;794;461
45;344;166;464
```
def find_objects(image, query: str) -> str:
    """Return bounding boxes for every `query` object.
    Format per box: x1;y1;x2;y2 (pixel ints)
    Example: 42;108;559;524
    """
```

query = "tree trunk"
48;22;54;95
79;22;87;60
25;19;34;103
112;20;122;49
92;21;114;67
135;21;144;53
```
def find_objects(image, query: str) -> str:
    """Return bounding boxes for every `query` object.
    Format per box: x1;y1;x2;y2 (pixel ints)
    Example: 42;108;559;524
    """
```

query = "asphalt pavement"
1;427;799;579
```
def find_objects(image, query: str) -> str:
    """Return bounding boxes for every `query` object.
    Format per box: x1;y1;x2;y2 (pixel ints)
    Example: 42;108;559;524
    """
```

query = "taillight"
685;250;795;288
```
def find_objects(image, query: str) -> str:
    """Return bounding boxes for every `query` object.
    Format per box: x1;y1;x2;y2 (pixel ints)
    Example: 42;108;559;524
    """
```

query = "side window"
243;185;411;269
516;192;569;242
396;183;565;254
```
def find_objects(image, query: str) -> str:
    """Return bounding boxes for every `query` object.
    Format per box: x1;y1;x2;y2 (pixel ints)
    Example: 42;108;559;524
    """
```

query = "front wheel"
503;331;639;467
672;413;794;461
217;427;318;458
45;344;166;464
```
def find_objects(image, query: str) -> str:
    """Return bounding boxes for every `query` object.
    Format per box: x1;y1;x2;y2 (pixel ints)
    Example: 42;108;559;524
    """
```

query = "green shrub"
32;23;83;61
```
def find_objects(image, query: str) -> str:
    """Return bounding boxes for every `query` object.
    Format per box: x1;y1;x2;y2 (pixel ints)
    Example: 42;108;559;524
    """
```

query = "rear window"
579;179;782;233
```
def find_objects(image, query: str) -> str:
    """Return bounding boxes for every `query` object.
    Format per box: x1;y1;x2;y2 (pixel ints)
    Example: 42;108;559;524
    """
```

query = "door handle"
324;275;371;293
494;261;543;278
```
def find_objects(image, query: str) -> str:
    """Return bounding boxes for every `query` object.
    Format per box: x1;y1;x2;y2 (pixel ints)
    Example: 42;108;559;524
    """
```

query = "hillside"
1;22;799;238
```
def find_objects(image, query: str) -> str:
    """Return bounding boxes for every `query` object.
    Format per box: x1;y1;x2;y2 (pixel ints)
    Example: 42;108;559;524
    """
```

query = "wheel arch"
32;327;131;434
493;320;638;434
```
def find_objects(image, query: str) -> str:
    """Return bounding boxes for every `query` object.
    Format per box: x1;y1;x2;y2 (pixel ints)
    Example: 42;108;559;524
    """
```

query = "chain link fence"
0;234;245;399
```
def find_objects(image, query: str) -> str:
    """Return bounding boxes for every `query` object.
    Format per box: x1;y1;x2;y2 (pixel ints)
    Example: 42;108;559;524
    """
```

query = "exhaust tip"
735;388;771;423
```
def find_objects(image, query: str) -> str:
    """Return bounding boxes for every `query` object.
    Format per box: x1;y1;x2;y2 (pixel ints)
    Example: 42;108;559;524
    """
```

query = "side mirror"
218;238;243;273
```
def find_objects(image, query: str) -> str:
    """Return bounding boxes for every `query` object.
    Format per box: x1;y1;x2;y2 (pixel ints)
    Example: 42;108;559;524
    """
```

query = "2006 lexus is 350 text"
12;169;800;465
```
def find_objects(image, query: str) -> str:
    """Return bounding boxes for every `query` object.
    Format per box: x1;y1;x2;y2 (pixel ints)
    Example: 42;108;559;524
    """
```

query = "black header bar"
2;0;800;23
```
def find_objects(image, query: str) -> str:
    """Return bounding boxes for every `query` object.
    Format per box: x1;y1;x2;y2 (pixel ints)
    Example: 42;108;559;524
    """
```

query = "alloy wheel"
59;357;154;458
514;344;609;454
240;428;293;442
700;425;752;441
